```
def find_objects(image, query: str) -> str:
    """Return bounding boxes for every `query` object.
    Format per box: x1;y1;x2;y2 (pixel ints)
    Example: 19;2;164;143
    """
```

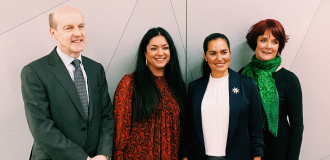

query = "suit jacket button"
81;127;86;131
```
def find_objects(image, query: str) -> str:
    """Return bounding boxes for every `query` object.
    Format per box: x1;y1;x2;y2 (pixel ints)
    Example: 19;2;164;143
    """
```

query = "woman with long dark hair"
182;33;264;160
113;27;186;159
239;19;303;160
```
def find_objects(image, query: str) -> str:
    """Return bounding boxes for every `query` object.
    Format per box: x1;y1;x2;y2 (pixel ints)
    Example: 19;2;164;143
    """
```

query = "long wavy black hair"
201;33;231;76
133;27;186;122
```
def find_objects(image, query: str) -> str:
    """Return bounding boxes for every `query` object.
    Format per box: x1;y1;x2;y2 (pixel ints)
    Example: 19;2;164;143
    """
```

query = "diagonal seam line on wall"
169;0;193;82
186;0;190;82
105;0;139;72
289;0;323;70
320;154;330;160
0;0;69;36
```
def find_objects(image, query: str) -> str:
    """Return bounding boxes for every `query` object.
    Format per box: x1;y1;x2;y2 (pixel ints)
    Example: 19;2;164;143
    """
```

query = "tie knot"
72;59;81;68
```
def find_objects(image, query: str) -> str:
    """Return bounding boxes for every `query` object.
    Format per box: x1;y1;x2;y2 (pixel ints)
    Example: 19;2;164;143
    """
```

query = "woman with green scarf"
240;19;303;160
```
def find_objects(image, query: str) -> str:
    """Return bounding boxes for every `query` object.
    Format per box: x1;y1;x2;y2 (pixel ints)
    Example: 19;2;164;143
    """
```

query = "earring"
146;58;148;66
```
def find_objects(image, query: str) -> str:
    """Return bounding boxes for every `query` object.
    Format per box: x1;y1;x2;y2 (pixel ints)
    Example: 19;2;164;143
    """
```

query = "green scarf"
241;55;281;137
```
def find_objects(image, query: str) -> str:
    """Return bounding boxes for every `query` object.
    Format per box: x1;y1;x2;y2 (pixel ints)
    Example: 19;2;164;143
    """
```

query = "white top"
201;73;229;156
56;47;89;103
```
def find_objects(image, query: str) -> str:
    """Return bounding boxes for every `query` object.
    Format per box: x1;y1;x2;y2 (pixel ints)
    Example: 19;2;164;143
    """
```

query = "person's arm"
181;82;195;159
112;75;133;160
248;79;264;158
95;66;114;158
285;73;303;160
21;65;88;160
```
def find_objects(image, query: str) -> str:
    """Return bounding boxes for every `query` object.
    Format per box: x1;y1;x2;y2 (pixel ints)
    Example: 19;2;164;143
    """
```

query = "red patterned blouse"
113;74;181;160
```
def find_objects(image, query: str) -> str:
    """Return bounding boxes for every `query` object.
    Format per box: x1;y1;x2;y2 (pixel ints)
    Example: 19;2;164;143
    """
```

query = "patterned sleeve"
113;75;134;160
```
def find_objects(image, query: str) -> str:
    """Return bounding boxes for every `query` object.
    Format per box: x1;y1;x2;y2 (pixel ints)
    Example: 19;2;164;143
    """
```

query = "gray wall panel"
72;0;138;67
290;0;330;159
0;0;66;34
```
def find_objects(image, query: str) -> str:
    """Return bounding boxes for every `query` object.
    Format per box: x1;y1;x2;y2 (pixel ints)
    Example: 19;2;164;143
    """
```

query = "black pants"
207;155;226;160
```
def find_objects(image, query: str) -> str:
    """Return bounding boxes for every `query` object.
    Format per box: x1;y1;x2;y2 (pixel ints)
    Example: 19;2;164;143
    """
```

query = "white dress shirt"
201;73;229;157
56;47;89;103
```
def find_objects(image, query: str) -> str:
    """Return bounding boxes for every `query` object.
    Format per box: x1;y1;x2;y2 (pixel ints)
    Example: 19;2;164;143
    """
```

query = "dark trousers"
207;155;226;160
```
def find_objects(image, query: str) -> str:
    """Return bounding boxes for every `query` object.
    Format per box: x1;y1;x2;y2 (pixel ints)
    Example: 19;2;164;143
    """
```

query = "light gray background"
0;0;329;159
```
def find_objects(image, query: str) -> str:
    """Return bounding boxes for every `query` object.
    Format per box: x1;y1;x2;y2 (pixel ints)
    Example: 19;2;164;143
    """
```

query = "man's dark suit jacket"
182;68;264;160
21;47;114;160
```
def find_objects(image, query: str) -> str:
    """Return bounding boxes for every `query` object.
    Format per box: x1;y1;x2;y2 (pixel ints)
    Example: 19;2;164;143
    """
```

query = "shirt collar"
209;73;229;84
56;47;83;67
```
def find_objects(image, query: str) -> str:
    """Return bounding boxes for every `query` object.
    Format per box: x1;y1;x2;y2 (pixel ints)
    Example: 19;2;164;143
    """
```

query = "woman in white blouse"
181;33;264;160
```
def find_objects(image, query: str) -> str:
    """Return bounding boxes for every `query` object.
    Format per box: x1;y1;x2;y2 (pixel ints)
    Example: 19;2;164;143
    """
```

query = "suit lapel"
193;75;209;146
82;56;94;120
48;47;86;119
226;68;241;147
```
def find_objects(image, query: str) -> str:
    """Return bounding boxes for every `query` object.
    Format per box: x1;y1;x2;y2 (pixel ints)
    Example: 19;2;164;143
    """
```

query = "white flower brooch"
232;87;239;94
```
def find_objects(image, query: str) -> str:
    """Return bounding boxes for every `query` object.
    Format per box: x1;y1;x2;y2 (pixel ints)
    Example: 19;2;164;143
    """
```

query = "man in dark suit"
21;6;113;160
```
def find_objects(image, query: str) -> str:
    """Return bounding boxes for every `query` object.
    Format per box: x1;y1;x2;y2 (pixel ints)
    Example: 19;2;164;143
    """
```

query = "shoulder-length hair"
246;19;289;55
201;33;231;76
133;27;186;121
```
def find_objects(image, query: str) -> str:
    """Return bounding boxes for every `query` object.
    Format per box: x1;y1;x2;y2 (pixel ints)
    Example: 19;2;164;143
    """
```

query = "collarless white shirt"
201;73;229;157
56;47;89;103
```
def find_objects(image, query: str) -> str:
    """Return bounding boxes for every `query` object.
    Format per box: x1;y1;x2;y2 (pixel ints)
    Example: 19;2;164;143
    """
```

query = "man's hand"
253;156;261;160
90;155;108;160
182;158;188;160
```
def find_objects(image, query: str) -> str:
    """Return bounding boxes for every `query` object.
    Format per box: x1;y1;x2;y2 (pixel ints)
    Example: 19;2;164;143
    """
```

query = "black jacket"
182;68;264;160
21;47;114;160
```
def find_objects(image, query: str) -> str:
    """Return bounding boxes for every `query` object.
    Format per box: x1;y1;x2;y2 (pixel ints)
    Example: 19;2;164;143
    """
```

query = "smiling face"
145;35;170;76
255;30;279;61
204;38;231;78
50;6;86;58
